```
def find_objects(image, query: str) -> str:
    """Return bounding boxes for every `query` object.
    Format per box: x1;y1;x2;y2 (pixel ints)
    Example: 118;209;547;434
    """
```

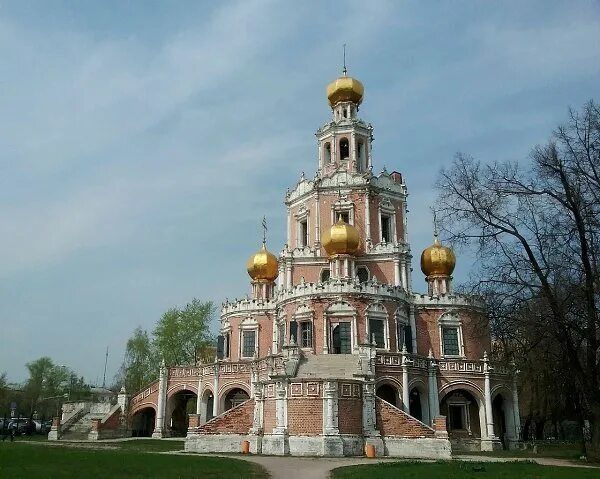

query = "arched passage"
223;388;250;411
409;388;423;422
492;390;517;449
130;407;156;437
376;384;398;407
200;389;215;424
440;388;484;451
166;389;197;437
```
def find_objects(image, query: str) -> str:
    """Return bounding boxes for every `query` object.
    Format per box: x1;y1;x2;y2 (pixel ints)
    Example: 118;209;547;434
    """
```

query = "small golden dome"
326;74;364;107
321;216;360;256
420;236;456;277
247;242;279;282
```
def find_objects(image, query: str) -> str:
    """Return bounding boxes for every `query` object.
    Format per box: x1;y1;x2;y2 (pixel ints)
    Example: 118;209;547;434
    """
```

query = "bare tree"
435;101;600;459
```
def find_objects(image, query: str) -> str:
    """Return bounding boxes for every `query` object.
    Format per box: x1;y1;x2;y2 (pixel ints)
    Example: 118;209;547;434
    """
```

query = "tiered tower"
129;68;520;457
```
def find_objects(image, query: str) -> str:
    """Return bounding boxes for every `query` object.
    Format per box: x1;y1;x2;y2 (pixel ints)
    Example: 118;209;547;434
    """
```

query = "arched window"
339;138;349;160
324;142;332;164
320;268;331;282
356;266;369;283
357;140;365;172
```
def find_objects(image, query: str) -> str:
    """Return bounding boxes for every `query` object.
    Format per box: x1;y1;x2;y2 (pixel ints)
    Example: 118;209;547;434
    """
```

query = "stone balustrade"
376;353;512;377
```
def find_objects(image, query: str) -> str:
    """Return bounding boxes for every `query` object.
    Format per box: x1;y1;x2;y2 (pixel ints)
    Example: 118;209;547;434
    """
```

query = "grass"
0;442;267;478
331;461;598;478
457;441;585;460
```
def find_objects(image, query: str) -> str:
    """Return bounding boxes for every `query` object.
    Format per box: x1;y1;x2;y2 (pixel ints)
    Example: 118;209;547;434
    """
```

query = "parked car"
7;419;35;436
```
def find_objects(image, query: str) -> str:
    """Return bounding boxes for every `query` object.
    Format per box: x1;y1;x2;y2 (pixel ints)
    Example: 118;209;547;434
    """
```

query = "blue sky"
1;0;599;384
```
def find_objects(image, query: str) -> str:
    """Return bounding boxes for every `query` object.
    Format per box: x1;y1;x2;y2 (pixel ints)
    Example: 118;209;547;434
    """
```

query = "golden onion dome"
321;216;361;256
246;242;279;282
420;236;456;277
326;73;364;107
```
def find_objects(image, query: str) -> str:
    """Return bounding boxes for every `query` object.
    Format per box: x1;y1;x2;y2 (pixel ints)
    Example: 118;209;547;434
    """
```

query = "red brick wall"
287;398;323;435
198;400;254;435
375;397;435;438
415;308;491;360
263;399;276;434
338;398;362;434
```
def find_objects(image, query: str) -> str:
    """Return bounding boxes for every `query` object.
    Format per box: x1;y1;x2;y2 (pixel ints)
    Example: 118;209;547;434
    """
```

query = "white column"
400;260;408;290
401;347;410;413
152;362;167;438
364;191;371;247
196;371;203;415
323;314;329;354
427;352;439;422
409;305;417;354
212;363;219;417
362;380;377;434
512;375;521;441
274;381;287;434
393;258;401;286
315;193;321;246
287;208;291;247
323;381;339;434
483;352;496;438
288;261;294;288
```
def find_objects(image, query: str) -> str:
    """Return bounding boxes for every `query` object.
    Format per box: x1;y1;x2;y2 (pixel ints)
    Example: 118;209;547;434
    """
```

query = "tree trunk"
587;410;600;462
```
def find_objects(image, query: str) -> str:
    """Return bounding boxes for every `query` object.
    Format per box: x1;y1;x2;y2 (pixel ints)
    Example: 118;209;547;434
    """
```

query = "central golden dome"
321;216;360;256
420;237;456;277
247;242;279;282
326;74;364;107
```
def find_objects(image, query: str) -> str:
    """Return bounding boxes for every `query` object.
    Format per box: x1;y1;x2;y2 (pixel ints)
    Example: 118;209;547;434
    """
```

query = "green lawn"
457;441;586;460
0;442;266;478
331;461;599;479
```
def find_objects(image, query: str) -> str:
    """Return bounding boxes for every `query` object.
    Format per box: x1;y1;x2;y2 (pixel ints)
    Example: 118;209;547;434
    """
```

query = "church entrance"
332;322;351;354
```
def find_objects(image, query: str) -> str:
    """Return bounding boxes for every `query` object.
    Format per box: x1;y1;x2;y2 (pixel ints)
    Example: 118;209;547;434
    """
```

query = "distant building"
129;69;519;457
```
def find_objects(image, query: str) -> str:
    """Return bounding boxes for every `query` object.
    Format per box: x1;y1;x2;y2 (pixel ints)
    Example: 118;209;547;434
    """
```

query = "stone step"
296;354;360;379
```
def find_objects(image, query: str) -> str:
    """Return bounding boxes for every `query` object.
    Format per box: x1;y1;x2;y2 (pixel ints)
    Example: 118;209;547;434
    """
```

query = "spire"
262;216;268;245
342;43;347;76
431;207;440;243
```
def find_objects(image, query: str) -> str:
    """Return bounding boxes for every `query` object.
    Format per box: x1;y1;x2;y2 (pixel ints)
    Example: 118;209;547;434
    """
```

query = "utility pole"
102;347;109;388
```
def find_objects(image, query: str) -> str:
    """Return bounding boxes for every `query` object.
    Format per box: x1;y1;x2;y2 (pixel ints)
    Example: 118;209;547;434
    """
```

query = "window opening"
356;266;369;283
300;321;312;348
299;220;308;247
340;138;349;160
381;215;391;242
324;142;332;164
320;269;330;282
242;330;256;358
369;318;385;348
442;327;460;356
332;322;351;354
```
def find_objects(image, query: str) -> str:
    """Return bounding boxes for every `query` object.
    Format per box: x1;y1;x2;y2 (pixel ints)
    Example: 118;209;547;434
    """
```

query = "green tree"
435;101;600;458
153;299;215;366
115;327;157;393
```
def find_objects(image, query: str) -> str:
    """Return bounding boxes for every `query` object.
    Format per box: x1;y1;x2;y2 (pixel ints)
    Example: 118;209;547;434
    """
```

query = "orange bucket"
241;440;250;454
366;443;376;458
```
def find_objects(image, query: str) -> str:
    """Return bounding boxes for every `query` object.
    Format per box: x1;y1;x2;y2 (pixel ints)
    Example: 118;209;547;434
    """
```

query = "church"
129;68;520;458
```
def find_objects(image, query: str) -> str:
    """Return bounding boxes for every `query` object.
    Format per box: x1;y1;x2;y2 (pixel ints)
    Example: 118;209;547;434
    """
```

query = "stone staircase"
295;354;359;379
60;412;106;440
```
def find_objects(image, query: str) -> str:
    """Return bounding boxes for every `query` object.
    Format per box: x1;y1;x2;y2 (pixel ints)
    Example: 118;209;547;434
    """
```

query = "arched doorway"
492;391;516;449
440;389;484;451
409;388;423;421
376;384;398;407
168;390;197;437
223;388;250;411
200;389;215;424
332;323;351;354
130;407;155;437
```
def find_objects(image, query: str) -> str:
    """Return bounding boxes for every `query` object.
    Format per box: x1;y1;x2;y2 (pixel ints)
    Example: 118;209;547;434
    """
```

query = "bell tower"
317;64;373;176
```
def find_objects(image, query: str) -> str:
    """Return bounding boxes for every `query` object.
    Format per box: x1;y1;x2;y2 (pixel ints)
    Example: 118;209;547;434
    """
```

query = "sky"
1;0;599;384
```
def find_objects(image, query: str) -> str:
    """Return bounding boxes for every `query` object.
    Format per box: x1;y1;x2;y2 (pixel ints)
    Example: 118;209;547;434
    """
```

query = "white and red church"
125;70;521;458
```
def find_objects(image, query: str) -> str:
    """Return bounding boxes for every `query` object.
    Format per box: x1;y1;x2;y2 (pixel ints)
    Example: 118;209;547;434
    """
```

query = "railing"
376;353;513;376
130;382;159;406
